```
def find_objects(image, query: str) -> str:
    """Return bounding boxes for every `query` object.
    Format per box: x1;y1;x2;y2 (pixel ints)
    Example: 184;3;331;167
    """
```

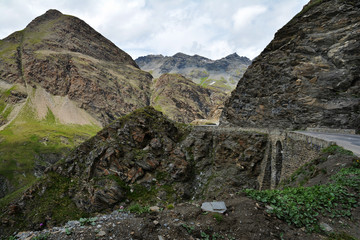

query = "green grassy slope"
0;96;100;197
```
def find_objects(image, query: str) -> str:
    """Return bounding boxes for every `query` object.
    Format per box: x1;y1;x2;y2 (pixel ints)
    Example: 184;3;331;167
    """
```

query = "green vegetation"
23;16;64;46
182;224;195;234
0;36;21;64
198;77;233;92
280;157;326;187
212;213;223;223
322;145;354;156
244;164;359;232
0;98;100;195
127;204;150;214
79;217;98;226
166;203;175;209
0;172;89;236
32;233;50;240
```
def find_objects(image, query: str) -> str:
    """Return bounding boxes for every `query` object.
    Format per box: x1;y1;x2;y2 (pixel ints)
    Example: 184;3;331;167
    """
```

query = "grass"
127;204;150;214
0;98;100;194
212;213;224;223
0;172;89;236
244;163;359;232
322;145;354;156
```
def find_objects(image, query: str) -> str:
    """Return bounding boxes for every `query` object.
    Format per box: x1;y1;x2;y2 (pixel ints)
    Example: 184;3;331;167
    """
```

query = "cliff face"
136;53;251;92
221;0;360;132
151;74;228;123
0;9;152;126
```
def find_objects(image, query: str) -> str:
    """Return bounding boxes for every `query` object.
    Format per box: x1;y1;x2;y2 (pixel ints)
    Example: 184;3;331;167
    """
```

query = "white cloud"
232;5;267;31
0;0;309;60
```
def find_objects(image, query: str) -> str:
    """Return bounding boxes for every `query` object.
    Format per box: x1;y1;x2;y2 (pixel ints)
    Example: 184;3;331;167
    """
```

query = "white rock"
201;201;227;213
96;230;106;237
320;222;333;232
150;206;160;212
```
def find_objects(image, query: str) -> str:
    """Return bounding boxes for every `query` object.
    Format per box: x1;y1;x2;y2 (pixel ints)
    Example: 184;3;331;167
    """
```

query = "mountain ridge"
135;52;251;92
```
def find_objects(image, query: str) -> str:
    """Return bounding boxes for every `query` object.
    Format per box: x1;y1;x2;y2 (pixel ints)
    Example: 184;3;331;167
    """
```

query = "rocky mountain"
0;9;153;198
136;52;251;92
220;0;360;133
0;9;153;126
151;73;227;124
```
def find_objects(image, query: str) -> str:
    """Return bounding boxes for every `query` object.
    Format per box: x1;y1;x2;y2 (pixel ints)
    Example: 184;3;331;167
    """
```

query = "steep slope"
0;9;152;198
0;81;101;199
136;52;251;92
221;0;360;132
151;74;228;124
0;9;153;126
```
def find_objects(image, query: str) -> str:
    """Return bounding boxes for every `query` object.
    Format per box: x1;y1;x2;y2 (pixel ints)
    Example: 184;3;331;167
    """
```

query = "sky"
0;0;309;60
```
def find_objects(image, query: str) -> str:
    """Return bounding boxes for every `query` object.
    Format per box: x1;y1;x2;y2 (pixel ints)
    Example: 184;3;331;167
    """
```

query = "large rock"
220;0;360;133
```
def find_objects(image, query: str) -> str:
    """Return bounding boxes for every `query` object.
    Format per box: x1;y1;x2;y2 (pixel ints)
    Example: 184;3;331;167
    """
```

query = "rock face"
0;9;153;125
221;0;360;133
50;107;266;211
151;74;228;123
136;52;251;92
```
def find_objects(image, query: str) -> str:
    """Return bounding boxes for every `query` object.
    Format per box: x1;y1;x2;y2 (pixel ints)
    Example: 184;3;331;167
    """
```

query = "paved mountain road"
299;131;360;157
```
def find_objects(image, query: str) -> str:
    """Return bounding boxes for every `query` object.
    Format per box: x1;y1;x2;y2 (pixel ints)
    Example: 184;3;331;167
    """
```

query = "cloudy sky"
0;0;308;60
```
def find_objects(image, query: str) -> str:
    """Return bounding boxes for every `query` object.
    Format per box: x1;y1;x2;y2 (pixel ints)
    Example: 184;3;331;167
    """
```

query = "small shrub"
181;223;195;234
167;204;174;209
212;213;223;223
128;204;150;214
79;217;98;226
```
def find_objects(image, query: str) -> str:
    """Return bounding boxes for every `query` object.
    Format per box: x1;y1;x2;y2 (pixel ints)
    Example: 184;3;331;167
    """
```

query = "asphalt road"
300;131;360;157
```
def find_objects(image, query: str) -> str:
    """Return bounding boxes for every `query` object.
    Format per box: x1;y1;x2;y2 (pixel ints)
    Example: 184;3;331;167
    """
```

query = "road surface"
299;131;360;157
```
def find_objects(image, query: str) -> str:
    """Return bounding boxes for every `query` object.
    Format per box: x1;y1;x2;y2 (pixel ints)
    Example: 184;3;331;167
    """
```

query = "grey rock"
96;230;106;237
201;201;227;213
320;222;333;232
65;220;80;228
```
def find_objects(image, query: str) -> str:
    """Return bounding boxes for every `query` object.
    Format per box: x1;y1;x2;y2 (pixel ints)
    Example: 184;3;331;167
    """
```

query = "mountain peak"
44;9;62;16
173;52;190;58
26;9;63;29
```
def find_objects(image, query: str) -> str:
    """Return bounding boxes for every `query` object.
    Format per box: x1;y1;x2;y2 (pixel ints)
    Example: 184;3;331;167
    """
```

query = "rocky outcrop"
136;52;251;92
50;107;266;211
151;74;228;123
0;9;152;126
0;107;268;236
221;0;360;133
